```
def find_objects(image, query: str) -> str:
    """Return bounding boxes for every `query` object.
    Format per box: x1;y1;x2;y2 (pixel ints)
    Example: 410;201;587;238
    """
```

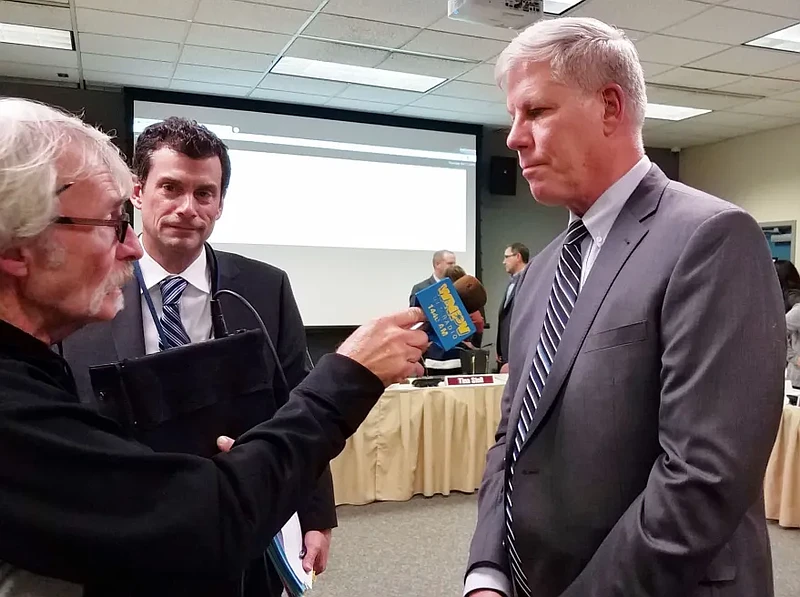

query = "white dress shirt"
138;244;213;355
463;155;652;597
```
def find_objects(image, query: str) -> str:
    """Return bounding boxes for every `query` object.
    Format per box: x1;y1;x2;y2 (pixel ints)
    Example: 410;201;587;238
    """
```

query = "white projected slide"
213;150;467;251
133;100;478;326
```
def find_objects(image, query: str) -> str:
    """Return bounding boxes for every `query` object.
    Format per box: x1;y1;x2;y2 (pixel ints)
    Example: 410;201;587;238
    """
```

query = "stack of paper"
267;513;314;597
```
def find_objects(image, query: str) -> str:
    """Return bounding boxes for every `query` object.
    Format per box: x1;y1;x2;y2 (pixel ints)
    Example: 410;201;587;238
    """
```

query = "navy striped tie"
505;219;588;596
159;276;191;351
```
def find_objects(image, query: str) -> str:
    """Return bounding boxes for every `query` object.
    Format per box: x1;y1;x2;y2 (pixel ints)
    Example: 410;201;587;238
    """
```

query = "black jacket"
0;318;382;596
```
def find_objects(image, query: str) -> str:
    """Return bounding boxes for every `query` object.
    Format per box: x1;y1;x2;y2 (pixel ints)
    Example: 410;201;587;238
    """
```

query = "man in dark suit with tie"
495;243;529;372
408;249;456;306
465;17;785;597
61;118;336;596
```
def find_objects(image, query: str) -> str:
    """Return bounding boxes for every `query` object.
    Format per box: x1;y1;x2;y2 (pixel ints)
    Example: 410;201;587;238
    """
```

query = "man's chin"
88;288;126;321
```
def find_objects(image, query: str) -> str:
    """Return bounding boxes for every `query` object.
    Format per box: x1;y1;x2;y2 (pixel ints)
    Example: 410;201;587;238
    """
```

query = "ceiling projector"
448;0;544;30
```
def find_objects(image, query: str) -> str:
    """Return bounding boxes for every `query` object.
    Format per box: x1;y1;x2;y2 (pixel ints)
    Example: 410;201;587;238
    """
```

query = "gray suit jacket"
409;275;436;307
467;165;786;597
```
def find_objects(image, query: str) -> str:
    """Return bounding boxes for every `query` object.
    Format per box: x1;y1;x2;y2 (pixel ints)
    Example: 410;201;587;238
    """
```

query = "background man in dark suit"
495;242;528;372
465;16;785;597
62;118;336;596
408;249;456;306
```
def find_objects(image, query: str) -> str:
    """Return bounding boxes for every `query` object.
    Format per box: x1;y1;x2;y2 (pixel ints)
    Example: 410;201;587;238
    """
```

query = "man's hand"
301;529;332;575
467;591;504;597
337;308;429;386
499;363;509;374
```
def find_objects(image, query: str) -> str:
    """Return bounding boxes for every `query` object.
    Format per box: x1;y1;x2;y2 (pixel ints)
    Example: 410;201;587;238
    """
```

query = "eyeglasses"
53;181;131;243
53;213;131;243
503;253;516;259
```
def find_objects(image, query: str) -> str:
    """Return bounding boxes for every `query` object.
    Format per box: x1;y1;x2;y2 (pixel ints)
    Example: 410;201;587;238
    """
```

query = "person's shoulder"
660;180;747;223
216;250;288;281
0;355;71;407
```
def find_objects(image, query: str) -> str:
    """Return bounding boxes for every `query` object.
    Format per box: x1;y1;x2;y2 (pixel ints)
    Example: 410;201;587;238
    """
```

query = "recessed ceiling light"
271;57;446;93
545;0;585;15
746;23;800;54
645;102;711;121
0;22;74;51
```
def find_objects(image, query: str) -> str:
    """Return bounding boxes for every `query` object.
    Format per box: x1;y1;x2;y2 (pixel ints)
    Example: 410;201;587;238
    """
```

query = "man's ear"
0;246;30;278
130;176;144;210
600;83;625;135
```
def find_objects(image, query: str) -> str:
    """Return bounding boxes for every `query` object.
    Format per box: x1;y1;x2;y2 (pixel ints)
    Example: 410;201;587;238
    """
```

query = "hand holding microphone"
337;308;430;385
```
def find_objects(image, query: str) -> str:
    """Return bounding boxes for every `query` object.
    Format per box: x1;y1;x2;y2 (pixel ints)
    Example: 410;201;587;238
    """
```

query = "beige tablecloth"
330;382;505;506
765;404;800;528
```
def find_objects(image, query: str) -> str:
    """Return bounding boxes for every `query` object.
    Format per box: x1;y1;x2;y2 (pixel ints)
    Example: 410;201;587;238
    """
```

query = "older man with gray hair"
0;98;427;595
465;16;784;597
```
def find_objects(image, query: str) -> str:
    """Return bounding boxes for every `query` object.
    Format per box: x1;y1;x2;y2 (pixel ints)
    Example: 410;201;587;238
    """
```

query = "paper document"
268;512;314;597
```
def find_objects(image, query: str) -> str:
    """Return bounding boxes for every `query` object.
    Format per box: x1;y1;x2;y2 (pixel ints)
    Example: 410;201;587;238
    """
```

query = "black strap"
133;261;169;348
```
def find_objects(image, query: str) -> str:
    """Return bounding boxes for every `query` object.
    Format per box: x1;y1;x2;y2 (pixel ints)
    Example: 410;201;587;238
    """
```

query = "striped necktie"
505;219;589;597
158;276;191;350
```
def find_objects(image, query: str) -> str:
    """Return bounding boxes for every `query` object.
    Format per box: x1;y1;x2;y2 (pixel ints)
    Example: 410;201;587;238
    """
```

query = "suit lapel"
111;278;145;360
506;242;563;459
516;165;668;451
214;251;244;330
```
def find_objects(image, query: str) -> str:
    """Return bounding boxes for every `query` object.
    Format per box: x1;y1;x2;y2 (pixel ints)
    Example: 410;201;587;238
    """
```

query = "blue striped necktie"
505;219;589;597
159;276;191;351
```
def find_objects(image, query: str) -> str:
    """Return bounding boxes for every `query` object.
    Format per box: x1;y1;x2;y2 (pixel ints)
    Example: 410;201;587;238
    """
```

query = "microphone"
412;276;488;350
210;298;229;338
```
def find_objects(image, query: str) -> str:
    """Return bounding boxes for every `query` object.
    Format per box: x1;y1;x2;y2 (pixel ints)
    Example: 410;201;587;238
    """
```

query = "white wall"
681;124;800;263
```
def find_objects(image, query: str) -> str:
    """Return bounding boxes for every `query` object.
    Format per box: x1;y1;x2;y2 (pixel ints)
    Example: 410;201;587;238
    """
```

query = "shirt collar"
570;155;651;243
138;243;211;294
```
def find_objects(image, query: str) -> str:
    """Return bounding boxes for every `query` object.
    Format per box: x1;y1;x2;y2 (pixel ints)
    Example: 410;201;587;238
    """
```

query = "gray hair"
0;98;132;252
495;17;647;128
432;250;454;266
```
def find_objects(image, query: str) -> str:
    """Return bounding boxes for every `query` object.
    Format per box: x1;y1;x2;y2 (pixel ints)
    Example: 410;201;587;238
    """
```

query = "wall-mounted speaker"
489;156;517;196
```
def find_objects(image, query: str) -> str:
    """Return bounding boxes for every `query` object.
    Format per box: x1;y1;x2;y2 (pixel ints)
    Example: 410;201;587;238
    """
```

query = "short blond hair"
495;16;647;127
0;98;132;251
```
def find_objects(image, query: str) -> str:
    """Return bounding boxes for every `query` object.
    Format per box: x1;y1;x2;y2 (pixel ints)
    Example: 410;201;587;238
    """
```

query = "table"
330;380;506;506
764;382;800;528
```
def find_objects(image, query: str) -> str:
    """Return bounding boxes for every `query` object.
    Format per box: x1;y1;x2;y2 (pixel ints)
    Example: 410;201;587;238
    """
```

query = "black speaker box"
489;156;517;195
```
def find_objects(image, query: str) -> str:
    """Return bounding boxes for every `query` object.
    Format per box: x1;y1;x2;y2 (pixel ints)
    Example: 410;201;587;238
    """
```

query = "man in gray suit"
465;16;785;597
408;249;456;306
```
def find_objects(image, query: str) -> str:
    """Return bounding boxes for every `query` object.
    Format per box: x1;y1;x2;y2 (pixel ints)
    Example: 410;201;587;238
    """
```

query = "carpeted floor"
311;493;800;597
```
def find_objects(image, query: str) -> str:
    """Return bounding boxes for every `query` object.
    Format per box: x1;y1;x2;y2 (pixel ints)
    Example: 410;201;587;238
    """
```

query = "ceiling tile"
648;67;746;89
180;46;274;72
75;0;197;20
336;84;423;105
248;0;320;9
323;0;445;28
173;64;264;86
727;98;800;116
431;80;505;102
713;76;800;96
258;73;347;95
82;54;175;78
79;34;181;62
686;110;771;130
0;1;71;29
302;15;420;48
646;85;752;110
426;15;517;42
641;62;676;79
0;45;77;68
688;46;800;76
661;7;795;44
401;30;508;61
0;61;78;82
634;35;730;66
185;24;290;54
285;38;389;67
77;8;190;43
743;114;800;130
723;0;800;19
194;0;311;34
458;63;497;85
773;88;800;102
410;94;498;115
249;88;330;104
571;0;710;32
378;53;472;78
324;97;402;113
82;70;169;89
169;80;251;97
765;62;800;81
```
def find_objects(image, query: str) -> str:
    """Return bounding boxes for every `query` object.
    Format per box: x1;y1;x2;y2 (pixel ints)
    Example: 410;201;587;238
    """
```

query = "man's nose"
507;118;530;152
118;228;143;261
